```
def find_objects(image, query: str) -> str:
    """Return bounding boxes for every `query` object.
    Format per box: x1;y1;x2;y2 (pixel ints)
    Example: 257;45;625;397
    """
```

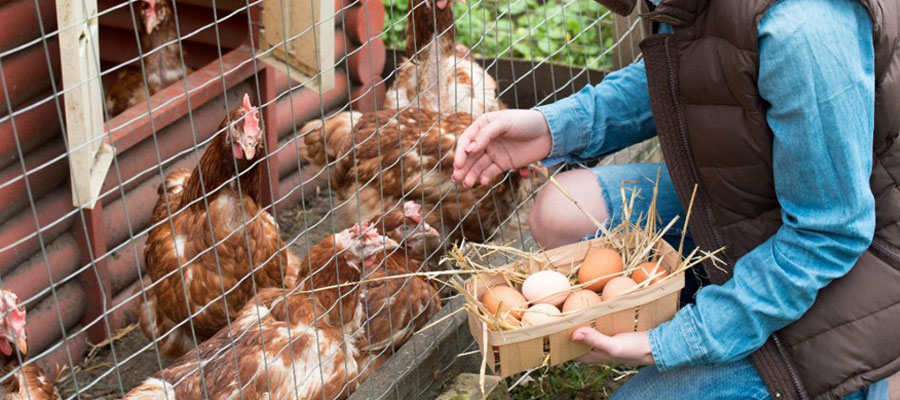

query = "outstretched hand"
451;110;553;187
572;327;655;366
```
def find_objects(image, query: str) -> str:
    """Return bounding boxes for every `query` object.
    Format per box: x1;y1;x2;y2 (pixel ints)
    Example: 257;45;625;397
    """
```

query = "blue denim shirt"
537;0;876;370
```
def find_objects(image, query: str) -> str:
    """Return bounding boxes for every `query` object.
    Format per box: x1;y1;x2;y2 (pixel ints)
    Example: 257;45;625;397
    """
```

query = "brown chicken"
357;201;442;358
301;107;538;244
139;94;300;358
124;223;399;400
386;0;502;115
105;0;192;116
0;290;61;400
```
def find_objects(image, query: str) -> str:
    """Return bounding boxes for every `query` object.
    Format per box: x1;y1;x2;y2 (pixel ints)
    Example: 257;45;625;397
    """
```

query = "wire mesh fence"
0;0;659;398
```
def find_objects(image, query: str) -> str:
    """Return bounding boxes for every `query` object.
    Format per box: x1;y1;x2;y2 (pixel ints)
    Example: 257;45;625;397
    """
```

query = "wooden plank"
260;0;335;91
56;0;113;208
497;337;544;377
73;206;116;343
636;291;680;331
595;308;637;336
259;67;279;208
548;329;589;368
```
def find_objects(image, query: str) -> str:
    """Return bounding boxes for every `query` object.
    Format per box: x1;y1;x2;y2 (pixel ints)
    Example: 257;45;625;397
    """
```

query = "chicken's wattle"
233;143;244;159
364;255;377;267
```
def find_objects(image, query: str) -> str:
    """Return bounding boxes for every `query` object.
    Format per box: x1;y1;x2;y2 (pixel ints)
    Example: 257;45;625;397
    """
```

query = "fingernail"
573;333;584;341
465;143;476;152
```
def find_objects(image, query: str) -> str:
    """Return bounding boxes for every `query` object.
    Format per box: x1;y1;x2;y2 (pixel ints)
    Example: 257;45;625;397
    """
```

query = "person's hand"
452;109;552;187
572;327;655;366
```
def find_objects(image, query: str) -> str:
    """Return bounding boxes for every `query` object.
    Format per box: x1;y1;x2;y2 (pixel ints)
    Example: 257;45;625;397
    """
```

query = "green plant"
507;362;632;399
381;0;617;70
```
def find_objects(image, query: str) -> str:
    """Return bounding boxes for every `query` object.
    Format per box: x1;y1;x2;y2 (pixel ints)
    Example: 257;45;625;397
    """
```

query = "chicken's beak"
380;237;401;252
15;335;26;355
143;12;159;34
409;223;440;241
240;141;257;160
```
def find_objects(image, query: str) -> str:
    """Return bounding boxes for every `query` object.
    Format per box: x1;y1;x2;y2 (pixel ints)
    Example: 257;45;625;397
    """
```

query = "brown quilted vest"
595;0;900;399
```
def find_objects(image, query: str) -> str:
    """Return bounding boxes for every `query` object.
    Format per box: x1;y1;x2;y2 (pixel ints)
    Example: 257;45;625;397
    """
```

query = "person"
451;0;900;399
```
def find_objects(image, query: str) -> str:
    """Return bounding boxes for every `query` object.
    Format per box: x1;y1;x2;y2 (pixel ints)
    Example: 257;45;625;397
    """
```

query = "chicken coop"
0;0;659;397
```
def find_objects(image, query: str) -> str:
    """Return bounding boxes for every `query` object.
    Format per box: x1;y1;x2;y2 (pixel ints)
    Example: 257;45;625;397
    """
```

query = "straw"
447;173;725;333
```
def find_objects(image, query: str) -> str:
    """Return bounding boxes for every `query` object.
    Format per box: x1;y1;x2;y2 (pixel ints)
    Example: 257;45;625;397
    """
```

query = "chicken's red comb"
241;94;260;137
349;222;378;239
403;201;423;223
144;0;156;10
0;291;25;334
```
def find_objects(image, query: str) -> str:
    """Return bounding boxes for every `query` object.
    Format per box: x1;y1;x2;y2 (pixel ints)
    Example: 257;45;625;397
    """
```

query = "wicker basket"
464;236;684;377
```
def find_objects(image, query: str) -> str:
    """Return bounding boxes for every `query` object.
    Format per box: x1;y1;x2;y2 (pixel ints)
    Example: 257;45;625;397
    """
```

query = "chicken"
139;94;300;358
0;290;61;400
301;107;538;244
386;0;503;116
357;201;442;357
124;223;399;400
105;0;192;116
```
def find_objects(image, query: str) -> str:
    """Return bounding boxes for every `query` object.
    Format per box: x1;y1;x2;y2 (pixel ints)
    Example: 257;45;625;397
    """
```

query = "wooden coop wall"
0;0;387;374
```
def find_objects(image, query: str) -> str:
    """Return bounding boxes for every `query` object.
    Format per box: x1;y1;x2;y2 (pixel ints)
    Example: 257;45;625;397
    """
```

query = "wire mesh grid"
0;0;659;398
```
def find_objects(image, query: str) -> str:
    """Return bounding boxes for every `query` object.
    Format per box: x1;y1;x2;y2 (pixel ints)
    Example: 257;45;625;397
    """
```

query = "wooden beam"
260;0;335;91
56;0;113;208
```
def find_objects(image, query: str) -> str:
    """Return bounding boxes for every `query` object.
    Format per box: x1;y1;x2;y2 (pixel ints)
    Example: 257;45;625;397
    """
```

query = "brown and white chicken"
105;0;192;116
387;0;502;116
0;290;61;400
357;201;442;357
301;107;538;244
124;223;399;400
139;94;300;359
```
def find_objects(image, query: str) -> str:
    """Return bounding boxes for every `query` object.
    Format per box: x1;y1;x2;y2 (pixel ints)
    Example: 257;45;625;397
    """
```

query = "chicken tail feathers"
122;377;177;400
135;278;197;359
299;111;363;170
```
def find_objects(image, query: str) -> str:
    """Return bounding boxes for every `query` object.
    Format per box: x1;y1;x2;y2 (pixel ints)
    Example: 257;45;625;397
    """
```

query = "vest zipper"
660;36;808;400
871;239;900;265
772;335;808;400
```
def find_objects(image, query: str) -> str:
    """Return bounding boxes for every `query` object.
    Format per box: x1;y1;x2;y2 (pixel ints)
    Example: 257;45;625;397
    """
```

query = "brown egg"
601;277;638;301
521;304;563;327
481;285;528;323
578;248;624;292
562;289;602;313
632;261;669;285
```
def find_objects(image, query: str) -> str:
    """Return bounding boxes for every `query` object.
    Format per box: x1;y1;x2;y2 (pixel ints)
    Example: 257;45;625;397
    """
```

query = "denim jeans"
589;162;888;400
611;358;888;400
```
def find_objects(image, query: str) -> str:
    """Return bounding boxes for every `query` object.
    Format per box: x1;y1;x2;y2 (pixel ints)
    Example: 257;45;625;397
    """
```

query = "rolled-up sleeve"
535;60;657;165
649;0;876;369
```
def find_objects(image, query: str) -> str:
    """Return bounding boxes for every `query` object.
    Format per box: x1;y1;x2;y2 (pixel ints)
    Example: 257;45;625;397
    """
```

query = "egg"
521;270;571;306
578;248;624;292
601;276;638;301
632;261;669;285
562;289;602;313
481;285;528;324
521;304;563;327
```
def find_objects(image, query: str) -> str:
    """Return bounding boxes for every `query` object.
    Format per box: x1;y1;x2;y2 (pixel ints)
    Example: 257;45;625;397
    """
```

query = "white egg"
521;270;571;306
521;303;563;327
